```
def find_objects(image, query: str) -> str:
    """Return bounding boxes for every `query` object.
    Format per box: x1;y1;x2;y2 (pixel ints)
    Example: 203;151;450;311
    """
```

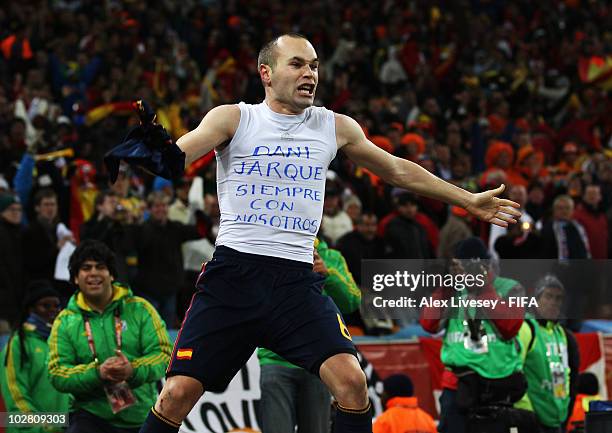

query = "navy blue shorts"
167;246;357;392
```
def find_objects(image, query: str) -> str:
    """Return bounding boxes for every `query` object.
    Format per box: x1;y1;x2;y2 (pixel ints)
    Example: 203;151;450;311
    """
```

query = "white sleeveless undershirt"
215;102;337;263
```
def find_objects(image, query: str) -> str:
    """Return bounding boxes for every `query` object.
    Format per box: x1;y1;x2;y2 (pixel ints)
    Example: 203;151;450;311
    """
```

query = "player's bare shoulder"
334;112;366;150
203;104;241;139
178;104;241;165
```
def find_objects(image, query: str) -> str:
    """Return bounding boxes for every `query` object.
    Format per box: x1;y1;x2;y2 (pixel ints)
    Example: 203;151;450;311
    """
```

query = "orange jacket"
373;397;437;433
566;393;602;432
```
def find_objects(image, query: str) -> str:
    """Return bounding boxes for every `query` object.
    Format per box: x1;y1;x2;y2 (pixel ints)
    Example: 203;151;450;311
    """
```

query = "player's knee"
334;368;368;406
156;375;204;418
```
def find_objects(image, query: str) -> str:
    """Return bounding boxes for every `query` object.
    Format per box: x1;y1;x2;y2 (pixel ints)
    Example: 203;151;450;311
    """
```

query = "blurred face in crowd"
563;149;578;166
423;98;440;116
446;123;462;150
261;35;319;114
111;172;130;198
583;185;602;208
451;156;470;180
536;286;564;321
567;176;583;198
528;186;544;205
205;193;220;219
36;196;58;222
1;202;22;225
149;198;169;224
496;151;512;169
323;194;340;216
522;153;542;177
98;194;118;219
397;201;418;219
508;185;527;207
74;260;114;302
435;144;451;165
553;197;574;221
357;214;378;241
9;121;26;143
30;296;61;324
176;183;190;203
345;202;361;224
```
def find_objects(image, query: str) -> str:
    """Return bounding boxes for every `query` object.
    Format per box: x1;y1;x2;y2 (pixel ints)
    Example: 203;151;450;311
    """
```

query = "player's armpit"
177;104;241;166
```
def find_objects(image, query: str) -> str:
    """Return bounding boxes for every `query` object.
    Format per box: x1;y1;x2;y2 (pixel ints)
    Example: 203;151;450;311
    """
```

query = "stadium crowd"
0;0;611;431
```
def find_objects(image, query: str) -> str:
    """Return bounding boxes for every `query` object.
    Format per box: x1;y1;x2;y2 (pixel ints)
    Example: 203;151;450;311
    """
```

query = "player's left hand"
464;184;522;228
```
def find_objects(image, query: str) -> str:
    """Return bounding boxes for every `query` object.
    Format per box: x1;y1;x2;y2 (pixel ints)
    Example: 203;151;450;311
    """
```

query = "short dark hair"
33;188;57;207
69;239;117;282
396;192;418;207
257;32;309;70
356;212;377;225
578;372;599;395
383;374;414;398
94;190;117;209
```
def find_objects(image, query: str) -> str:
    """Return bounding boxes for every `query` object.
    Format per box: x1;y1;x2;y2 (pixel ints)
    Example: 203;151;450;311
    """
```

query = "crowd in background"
1;0;611;332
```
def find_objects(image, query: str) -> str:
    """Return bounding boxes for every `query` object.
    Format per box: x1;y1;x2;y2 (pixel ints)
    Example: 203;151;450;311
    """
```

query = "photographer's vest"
522;318;570;427
441;277;522;379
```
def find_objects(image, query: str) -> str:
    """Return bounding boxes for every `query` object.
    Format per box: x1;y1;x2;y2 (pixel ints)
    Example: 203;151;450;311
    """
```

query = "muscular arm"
336;114;521;227
176;105;241;166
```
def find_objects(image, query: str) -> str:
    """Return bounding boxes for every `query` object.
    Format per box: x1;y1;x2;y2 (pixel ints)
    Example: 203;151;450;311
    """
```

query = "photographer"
80;190;137;284
420;237;534;433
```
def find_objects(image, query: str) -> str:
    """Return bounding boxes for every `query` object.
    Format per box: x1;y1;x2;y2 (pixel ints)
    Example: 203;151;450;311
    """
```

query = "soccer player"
133;33;521;433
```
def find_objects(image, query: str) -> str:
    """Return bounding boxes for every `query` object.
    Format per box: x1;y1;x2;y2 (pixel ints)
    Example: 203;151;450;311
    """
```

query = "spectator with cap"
373;374;437;433
48;240;172;433
516;275;579;433
0;193;24;327
0;280;69;433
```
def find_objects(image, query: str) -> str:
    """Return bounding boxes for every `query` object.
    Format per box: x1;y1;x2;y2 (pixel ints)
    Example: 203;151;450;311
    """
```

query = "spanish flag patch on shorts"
176;349;193;360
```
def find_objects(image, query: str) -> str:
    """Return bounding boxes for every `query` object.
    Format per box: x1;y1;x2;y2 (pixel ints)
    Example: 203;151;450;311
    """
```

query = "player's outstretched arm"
177;104;241;166
336;113;521;227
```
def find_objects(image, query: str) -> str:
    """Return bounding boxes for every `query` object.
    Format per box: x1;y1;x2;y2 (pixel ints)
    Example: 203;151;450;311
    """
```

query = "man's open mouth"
297;84;315;96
